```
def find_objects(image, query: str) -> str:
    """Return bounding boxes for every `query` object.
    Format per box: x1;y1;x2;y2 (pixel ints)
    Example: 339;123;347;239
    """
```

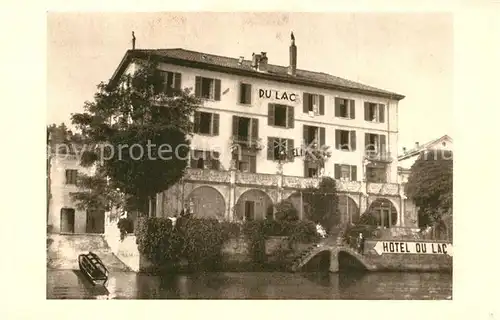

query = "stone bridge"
290;243;378;273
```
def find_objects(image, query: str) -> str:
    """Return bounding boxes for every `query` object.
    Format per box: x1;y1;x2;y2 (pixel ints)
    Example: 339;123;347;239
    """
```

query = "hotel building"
107;34;417;230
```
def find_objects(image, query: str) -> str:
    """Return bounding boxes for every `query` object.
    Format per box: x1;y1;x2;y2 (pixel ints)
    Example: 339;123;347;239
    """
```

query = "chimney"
132;31;136;50
251;53;261;70
415;142;420;149
258;52;268;72
402;147;407;153
288;32;297;76
238;56;244;65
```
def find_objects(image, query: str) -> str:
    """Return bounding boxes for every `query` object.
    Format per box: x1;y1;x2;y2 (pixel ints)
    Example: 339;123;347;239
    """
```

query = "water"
46;270;452;299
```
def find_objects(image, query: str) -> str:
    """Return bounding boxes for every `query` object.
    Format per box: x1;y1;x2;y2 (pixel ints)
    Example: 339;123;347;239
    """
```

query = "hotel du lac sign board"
372;241;453;257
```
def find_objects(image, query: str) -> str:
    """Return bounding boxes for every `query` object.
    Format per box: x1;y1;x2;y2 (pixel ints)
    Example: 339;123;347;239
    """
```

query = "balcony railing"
184;168;231;183
235;172;278;186
183;168;401;196
230;135;263;150
364;150;393;163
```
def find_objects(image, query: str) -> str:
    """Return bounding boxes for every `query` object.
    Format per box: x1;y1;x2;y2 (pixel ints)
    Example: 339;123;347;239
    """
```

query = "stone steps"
47;233;131;272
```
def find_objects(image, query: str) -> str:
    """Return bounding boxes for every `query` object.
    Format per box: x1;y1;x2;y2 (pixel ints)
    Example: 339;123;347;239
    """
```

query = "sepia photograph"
46;12;453;300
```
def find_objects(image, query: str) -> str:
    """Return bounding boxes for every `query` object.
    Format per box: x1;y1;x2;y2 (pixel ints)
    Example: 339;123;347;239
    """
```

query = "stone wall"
362;239;452;272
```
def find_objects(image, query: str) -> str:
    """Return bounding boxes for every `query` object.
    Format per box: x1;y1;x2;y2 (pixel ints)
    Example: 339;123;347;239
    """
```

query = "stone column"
228;161;236;221
329;249;339;273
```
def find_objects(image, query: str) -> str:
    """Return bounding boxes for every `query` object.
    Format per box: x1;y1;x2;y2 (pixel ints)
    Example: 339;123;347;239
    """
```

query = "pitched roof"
110;48;405;100
398;135;453;161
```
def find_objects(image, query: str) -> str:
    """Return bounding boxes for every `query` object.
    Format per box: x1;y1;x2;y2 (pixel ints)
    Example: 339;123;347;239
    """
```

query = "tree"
70;56;202;215
302;176;340;230
47;122;83;154
405;149;453;228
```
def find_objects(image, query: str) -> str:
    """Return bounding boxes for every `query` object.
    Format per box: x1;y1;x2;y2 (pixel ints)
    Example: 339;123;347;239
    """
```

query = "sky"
47;12;453;152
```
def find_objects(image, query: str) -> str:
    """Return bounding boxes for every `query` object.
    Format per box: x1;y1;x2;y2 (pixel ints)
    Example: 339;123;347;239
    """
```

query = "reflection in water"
46;270;452;300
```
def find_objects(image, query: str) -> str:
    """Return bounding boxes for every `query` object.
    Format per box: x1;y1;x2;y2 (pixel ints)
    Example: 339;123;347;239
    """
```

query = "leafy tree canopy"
302;176;340;230
404;149;453;227
70;57;202;213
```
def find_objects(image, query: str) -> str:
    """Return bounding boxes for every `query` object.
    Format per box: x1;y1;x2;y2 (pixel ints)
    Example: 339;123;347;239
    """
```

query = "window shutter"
319;95;325;115
211;152;220;170
335;129;341;150
365;133;370;148
268;104;275;126
303;125;309;146
287;106;294;128
267;137;275;160
378;104;385;123
350;130;356;151
334;98;341;117
245;84;252;104
193;111;201;133
195;76;202;97
232;116;239;136
349;100;355;119
303;159;309;177
212;114;220;136
174;73;182;90
250;155;256;173
214;79;221;101
320;127;326;146
303;93;309;113
364;102;370;121
251;118;259;138
334;164;341;179
287;139;294;161
351;165;357;181
380;135;387;153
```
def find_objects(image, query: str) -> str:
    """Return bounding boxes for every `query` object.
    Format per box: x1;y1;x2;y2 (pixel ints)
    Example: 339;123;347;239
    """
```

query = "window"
304;161;323;178
335;129;356;151
335;97;355;119
195;76;221;100
366;166;387;183
233;153;256;173
267;137;294;161
155;70;182;94
65;169;77;185
268;103;294;128
239;83;252;104
244;201;255;221
364;102;385;123
303;93;325;115
334;164;357;181
232;116;259;145
365;133;386;155
303;125;325;146
194;112;219;136
190;150;220;170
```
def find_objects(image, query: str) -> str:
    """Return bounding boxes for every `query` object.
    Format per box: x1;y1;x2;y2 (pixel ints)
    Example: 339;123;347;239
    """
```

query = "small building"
397;135;453;184
47;151;105;234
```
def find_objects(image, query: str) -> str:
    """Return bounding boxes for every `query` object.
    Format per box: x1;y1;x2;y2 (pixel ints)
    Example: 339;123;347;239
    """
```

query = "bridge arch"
235;189;274;221
186;186;226;219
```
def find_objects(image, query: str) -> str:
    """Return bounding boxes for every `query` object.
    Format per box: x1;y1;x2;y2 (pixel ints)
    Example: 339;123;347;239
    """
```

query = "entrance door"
86;210;105;234
244;201;255;221
60;208;75;233
380;209;391;228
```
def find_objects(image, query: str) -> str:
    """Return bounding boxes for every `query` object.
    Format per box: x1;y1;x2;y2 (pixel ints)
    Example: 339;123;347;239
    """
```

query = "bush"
180;218;229;271
117;217;134;240
135;217;182;267
274;200;299;222
135;216;241;271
